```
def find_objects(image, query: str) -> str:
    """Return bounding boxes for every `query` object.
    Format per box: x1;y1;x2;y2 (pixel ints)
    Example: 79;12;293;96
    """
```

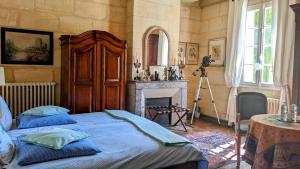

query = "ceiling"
181;0;227;7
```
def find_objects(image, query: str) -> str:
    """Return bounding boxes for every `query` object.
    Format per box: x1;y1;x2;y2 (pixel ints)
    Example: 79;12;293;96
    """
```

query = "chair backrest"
237;92;267;120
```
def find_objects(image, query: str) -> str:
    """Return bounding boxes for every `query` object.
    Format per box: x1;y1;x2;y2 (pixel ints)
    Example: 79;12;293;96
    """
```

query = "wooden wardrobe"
60;30;127;114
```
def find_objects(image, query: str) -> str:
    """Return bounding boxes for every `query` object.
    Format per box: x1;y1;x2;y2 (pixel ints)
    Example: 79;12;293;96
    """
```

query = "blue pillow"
22;106;70;116
21;128;89;149
16;136;100;166
17;113;77;129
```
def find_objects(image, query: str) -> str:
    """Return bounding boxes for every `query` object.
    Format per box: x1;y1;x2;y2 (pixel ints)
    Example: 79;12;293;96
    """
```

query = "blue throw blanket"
104;110;191;146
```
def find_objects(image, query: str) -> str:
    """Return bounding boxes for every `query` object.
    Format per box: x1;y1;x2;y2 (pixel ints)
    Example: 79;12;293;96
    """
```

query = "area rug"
179;131;237;169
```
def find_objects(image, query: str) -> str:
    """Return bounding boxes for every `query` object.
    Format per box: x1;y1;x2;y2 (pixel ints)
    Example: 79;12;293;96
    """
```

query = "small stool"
147;105;189;132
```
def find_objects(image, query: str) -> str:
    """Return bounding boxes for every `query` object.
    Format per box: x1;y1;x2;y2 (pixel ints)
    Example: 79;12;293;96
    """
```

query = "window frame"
241;1;273;88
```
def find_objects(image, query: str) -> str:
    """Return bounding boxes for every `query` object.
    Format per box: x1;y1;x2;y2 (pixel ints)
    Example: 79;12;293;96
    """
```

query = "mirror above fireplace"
143;26;169;68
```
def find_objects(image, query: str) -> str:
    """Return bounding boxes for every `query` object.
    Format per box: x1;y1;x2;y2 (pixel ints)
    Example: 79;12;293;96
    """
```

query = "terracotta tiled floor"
190;119;251;169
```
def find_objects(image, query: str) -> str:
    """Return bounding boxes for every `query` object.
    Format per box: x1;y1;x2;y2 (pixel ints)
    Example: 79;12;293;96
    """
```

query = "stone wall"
0;0;281;117
0;0;127;104
180;1;280;120
181;1;229;119
127;0;181;79
179;2;201;110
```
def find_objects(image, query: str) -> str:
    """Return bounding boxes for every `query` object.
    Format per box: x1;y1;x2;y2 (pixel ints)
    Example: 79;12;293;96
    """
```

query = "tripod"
190;68;221;125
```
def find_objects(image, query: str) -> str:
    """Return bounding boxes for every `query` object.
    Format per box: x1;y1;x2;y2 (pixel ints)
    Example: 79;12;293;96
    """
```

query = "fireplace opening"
145;97;172;126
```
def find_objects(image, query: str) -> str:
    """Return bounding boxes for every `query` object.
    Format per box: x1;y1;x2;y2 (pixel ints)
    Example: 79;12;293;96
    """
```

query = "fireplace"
145;97;172;125
128;80;188;125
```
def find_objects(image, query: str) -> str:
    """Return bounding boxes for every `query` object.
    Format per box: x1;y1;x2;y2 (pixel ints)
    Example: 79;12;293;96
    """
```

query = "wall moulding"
199;0;227;8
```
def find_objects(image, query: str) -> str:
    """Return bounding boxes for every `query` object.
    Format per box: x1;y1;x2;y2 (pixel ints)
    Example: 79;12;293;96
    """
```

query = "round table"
243;114;300;169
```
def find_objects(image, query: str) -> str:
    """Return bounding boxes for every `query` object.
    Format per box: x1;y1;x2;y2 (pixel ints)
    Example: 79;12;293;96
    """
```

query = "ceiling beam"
181;0;199;4
199;0;227;8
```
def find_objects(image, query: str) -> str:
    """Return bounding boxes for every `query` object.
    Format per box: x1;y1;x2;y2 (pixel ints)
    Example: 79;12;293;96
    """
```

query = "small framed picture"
178;42;186;64
186;43;199;65
208;38;226;66
1;27;53;65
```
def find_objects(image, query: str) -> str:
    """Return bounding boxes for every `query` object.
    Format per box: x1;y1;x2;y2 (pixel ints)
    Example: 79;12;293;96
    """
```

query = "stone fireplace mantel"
127;80;188;124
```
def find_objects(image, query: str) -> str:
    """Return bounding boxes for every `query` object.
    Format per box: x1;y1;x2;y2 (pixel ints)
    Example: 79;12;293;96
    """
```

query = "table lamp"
0;67;6;86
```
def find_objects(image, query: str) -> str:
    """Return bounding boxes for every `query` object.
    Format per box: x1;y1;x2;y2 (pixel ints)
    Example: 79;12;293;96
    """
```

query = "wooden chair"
235;92;267;169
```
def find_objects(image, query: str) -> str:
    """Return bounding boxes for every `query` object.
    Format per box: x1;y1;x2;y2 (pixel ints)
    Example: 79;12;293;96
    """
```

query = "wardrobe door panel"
105;53;120;80
105;85;120;109
75;49;94;83
71;44;96;113
74;86;94;113
100;42;125;110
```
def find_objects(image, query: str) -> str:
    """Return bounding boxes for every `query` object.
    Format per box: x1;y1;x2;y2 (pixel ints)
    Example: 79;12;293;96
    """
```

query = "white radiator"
267;98;280;114
0;82;56;118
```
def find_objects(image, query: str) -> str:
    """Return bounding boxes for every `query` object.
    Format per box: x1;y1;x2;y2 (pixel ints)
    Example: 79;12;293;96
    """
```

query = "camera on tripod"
192;55;215;77
190;55;220;125
202;55;215;67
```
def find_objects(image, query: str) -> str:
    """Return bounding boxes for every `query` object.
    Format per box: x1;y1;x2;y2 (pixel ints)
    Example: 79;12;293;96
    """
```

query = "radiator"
267;98;280;114
0;82;56;118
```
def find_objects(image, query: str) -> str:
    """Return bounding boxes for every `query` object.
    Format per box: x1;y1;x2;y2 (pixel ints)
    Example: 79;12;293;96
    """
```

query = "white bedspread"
5;112;206;169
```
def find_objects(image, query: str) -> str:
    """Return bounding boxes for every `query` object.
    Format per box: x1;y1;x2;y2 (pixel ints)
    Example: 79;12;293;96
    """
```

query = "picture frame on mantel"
186;43;199;65
1;27;53;65
208;38;226;66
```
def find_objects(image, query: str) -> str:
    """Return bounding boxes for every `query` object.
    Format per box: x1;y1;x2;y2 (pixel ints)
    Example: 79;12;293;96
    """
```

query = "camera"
201;55;215;67
192;55;215;77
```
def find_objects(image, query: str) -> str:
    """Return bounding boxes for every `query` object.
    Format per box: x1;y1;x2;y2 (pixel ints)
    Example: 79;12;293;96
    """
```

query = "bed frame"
164;161;198;169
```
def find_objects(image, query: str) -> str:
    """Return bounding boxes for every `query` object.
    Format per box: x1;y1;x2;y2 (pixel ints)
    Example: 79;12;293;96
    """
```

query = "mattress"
5;112;207;169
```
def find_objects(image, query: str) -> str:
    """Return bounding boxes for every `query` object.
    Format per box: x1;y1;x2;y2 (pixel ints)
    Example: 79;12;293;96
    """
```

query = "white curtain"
225;0;248;125
272;0;295;112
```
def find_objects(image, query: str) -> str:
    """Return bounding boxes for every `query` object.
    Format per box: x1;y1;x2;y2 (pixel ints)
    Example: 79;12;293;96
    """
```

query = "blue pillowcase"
16;136;100;166
21;128;89;150
22;106;70;116
17;113;77;129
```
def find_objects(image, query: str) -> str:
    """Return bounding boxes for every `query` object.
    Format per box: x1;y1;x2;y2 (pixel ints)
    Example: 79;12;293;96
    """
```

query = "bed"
5;112;208;169
2;30;208;169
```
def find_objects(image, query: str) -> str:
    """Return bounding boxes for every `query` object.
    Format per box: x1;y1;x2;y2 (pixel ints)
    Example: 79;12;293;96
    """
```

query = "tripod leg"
205;77;221;125
190;77;203;125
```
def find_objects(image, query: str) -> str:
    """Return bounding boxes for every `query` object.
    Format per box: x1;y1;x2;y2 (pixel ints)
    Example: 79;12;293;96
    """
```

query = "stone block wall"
0;0;127;104
0;0;281;118
180;1;280;120
127;0;181;79
180;1;229;120
179;2;202;110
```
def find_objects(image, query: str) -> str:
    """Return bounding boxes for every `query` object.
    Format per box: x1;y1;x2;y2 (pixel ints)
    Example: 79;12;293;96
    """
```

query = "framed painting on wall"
186;43;199;65
1;27;53;65
178;42;186;64
208;38;226;66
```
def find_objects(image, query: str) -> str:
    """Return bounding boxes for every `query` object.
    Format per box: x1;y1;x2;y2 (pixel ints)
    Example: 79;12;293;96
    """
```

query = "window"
242;2;273;86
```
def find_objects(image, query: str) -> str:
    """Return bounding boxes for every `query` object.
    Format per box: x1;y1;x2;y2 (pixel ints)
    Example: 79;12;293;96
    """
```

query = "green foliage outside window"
265;8;272;26
264;47;272;64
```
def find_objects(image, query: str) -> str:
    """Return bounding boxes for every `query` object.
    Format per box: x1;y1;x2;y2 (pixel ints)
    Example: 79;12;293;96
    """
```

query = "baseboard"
192;113;230;127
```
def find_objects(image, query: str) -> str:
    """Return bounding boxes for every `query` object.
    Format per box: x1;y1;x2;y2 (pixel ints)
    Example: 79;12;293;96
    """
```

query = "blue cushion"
21;128;89;150
22;106;70;116
16;136;100;166
17;113;77;129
